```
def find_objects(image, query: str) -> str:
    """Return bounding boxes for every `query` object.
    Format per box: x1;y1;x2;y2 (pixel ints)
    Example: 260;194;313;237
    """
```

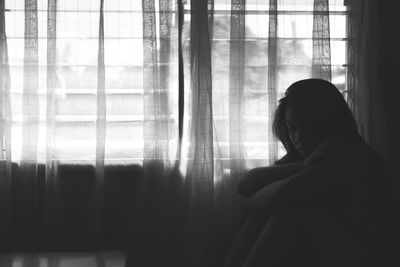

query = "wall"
4;163;142;252
377;3;400;184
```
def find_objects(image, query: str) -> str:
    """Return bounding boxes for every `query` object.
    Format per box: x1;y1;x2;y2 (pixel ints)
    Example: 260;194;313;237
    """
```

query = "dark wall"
377;3;400;183
5;163;142;253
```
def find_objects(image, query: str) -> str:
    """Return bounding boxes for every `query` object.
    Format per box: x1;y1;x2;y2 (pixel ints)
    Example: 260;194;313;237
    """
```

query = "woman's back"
306;137;396;266
224;79;398;267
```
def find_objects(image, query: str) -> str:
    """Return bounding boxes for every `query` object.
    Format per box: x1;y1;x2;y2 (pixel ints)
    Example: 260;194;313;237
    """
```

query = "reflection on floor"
0;251;125;267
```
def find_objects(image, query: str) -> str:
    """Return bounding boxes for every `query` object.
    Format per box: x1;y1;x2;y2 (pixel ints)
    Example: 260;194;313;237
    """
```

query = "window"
182;0;348;169
3;0;347;166
5;0;179;164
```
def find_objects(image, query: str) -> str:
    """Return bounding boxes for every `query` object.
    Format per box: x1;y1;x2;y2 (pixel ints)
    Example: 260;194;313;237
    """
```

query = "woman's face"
284;105;324;158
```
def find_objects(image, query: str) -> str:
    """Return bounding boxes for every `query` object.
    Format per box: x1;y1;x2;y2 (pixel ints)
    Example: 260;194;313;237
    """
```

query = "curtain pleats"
143;0;161;162
346;0;389;165
141;0;166;264
188;0;214;188
17;0;40;249
0;0;345;265
267;0;278;164
186;0;215;266
159;0;173;161
0;0;11;164
46;0;56;170
229;0;246;180
22;0;39;162
128;1;182;266
177;0;185;151
142;0;174;164
95;0;106;247
140;0;163;263
0;0;12;250
43;0;58;249
312;0;332;81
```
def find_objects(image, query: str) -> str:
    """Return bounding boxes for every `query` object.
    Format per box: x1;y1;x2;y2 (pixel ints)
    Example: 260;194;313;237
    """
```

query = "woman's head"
273;78;359;161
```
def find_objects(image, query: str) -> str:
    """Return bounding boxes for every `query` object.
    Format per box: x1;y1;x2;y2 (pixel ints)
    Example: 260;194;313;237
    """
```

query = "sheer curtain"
0;0;12;252
1;0;144;253
176;0;342;266
0;0;348;266
346;0;389;166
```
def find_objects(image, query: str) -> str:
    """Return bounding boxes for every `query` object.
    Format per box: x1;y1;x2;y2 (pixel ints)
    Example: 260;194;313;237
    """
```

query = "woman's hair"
273;78;359;164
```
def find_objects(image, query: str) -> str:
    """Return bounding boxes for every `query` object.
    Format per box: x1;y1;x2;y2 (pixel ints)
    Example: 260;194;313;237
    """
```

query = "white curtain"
0;0;12;252
0;0;349;266
346;0;389;168
175;0;338;266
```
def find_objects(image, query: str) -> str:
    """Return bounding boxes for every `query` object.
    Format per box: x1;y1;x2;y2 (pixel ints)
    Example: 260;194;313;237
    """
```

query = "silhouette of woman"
223;79;396;267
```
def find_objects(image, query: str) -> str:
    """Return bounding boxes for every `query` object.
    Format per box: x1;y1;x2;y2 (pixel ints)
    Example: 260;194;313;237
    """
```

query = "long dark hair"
273;78;360;164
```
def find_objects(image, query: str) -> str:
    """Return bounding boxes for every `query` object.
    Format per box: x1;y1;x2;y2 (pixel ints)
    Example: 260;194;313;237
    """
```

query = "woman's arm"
237;160;305;198
244;163;342;214
243;138;363;214
244;138;362;215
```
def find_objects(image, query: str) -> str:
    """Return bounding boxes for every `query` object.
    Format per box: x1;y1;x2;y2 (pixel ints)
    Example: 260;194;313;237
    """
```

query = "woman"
223;79;396;267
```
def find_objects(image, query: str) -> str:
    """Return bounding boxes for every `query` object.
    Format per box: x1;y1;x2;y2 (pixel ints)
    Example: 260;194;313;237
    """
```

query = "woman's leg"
223;211;270;267
242;207;311;267
302;205;366;267
242;205;366;267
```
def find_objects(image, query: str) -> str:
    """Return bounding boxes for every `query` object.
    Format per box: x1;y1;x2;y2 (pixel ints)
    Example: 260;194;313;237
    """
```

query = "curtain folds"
267;0;278;164
127;1;184;266
186;0;215;265
19;0;40;249
346;0;388;163
43;0;57;249
0;0;12;251
312;0;332;81
229;0;246;181
0;0;350;266
95;0;106;247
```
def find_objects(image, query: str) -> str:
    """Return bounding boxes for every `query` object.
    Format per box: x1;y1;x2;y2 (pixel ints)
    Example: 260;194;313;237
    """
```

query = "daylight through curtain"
19;0;40;248
312;0;332;80
43;0;57;248
0;0;12;251
0;0;349;266
180;0;335;264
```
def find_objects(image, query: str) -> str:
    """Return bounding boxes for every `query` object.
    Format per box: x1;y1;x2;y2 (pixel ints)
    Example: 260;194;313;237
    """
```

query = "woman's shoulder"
305;138;349;165
306;137;385;176
307;137;393;207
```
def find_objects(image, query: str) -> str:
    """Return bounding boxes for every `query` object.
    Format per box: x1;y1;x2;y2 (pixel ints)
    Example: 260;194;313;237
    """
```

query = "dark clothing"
300;138;397;266
228;138;398;267
241;205;367;267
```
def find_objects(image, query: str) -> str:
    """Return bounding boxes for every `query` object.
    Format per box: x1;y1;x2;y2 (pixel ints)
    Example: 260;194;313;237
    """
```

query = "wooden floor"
0;251;126;267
